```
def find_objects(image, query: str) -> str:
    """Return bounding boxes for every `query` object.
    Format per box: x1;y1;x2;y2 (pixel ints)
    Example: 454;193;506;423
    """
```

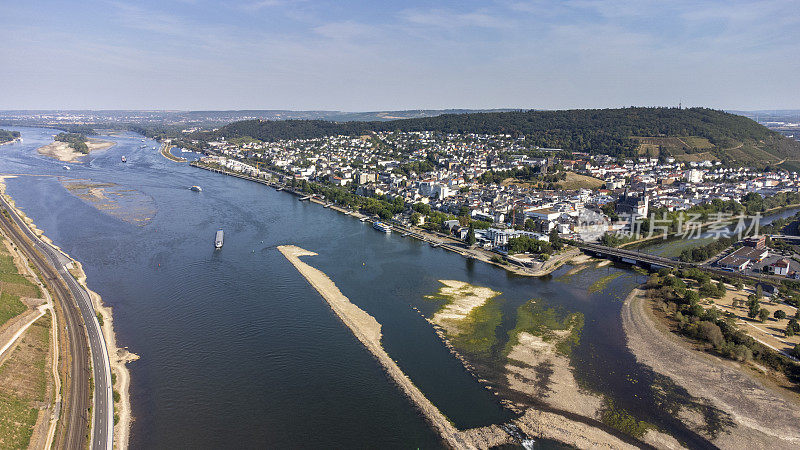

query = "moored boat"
373;221;392;233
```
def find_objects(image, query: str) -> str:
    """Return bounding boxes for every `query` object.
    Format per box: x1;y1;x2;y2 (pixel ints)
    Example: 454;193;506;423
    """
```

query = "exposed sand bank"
430;280;500;332
622;288;800;449
506;331;603;418
37;137;115;163
279;245;660;449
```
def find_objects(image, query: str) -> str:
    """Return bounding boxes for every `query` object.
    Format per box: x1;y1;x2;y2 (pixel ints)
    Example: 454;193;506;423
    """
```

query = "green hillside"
199;107;800;166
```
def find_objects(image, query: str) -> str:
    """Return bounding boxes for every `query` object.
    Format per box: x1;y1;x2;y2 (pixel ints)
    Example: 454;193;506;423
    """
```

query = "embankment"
0;177;135;449
159;143;186;162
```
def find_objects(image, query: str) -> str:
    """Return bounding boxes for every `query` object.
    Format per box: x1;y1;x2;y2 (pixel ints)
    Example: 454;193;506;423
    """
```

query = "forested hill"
202;107;800;164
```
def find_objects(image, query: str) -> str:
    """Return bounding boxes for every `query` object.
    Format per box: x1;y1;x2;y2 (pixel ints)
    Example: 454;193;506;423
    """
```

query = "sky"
1;0;798;111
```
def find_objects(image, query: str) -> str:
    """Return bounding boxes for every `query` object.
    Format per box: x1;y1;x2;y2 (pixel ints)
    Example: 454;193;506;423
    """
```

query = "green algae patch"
588;272;624;294
425;280;505;360
600;399;653;439
448;298;504;359
505;300;584;357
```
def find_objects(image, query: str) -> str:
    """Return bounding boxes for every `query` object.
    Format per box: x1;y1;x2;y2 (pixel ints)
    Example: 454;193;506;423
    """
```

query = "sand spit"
622;288;800;449
278;245;480;449
37;137;115;163
430;280;500;331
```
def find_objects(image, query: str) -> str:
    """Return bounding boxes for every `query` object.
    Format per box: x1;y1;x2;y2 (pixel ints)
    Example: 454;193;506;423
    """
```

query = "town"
188;130;800;262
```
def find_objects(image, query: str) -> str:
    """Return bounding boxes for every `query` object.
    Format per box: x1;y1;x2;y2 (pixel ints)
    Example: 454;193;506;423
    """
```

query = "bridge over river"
576;242;789;287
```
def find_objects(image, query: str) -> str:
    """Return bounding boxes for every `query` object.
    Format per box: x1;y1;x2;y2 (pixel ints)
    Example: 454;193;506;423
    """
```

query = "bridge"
576;242;787;286
767;234;800;240
578;243;692;270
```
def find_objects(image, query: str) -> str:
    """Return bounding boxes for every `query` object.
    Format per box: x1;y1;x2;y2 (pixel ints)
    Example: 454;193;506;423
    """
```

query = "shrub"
774;310;787;320
698;321;725;348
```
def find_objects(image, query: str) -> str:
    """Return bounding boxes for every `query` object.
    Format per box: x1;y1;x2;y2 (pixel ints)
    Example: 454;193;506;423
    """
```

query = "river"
2;127;795;448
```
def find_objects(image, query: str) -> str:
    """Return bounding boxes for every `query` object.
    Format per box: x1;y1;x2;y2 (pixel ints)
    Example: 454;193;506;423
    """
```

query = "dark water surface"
0;127;742;448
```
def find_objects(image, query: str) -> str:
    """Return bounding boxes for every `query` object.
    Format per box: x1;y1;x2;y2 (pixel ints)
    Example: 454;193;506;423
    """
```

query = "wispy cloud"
240;0;284;11
400;8;509;30
313;21;377;40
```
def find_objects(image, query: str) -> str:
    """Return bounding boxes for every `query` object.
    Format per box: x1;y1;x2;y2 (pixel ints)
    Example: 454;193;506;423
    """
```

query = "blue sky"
1;0;798;110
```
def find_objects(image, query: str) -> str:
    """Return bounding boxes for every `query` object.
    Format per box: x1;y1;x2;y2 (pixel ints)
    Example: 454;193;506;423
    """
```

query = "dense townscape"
193;129;800;254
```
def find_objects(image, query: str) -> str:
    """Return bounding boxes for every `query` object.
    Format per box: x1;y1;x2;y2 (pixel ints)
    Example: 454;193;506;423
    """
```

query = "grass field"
0;240;41;328
557;171;604;190
0;314;51;449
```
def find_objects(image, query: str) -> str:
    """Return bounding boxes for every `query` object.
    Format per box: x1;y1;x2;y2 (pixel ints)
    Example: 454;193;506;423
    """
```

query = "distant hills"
3;107;799;168
204;107;800;166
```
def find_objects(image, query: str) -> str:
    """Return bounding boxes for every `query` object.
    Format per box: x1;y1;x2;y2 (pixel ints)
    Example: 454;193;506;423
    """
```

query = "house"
743;236;766;249
757;283;777;297
770;258;791;276
727;246;769;262
717;255;749;271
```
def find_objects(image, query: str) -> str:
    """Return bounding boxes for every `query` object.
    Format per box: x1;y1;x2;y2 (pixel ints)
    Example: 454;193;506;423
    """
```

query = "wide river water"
2;127;795;448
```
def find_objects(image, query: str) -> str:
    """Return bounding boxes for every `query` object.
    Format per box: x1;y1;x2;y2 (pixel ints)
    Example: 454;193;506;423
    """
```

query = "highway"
0;195;113;450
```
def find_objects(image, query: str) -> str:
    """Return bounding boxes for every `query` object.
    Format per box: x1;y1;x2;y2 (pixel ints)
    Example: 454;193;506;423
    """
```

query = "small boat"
360;217;368;222
190;185;202;192
215;230;224;249
63;165;70;170
373;221;392;233
121;155;127;163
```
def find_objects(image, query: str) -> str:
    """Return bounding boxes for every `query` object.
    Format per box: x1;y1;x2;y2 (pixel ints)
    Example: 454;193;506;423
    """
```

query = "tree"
412;202;431;215
747;296;761;319
684;290;700;305
758;308;770;322
774;310;787;320
755;284;763;299
410;212;422;226
793;344;800;359
787;319;800;335
549;228;562;250
466;225;476;246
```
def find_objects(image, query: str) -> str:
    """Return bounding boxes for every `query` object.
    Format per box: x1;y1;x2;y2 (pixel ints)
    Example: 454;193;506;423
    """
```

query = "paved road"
0;196;113;450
